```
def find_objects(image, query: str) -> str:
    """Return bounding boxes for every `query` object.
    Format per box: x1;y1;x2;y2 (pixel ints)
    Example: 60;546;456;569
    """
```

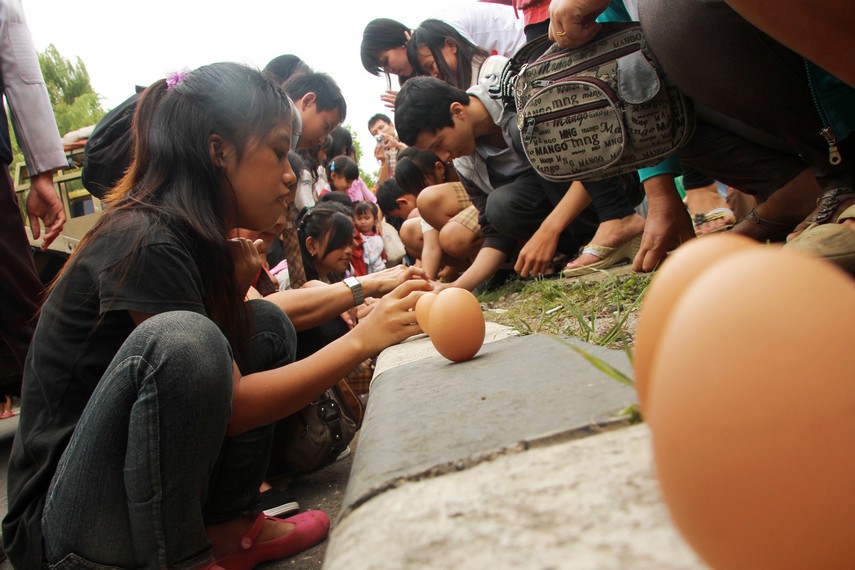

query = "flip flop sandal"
563;235;642;278
785;203;855;274
693;207;736;235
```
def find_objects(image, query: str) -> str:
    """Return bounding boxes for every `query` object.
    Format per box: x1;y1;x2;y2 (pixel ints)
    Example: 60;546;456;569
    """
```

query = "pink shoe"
216;511;330;570
0;410;14;419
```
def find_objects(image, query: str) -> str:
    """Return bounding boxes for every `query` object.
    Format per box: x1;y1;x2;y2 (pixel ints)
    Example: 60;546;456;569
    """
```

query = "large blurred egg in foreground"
648;247;855;570
428;287;485;362
634;233;755;413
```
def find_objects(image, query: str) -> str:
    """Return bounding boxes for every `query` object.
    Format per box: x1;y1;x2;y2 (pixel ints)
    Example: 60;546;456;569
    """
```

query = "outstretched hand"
354;279;434;354
548;0;611;48
361;264;429;297
27;172;66;250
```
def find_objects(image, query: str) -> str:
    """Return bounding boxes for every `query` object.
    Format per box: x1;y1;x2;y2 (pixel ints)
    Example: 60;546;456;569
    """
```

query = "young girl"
328;127;377;204
321;155;360;200
354;201;387;274
2;62;429;570
408;19;491;90
298;203;356;284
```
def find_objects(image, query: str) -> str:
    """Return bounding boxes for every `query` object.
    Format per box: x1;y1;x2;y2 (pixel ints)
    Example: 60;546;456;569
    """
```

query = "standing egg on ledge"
415;291;437;334
427;288;485;362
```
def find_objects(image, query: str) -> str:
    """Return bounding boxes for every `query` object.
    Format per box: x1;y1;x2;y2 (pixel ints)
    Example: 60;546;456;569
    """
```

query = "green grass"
479;270;652;351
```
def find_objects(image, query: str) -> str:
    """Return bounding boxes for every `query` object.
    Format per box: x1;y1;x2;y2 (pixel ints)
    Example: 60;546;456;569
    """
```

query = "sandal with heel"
731;208;795;243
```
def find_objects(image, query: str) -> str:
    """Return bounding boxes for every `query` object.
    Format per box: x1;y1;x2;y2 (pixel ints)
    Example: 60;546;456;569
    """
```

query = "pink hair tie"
166;68;190;90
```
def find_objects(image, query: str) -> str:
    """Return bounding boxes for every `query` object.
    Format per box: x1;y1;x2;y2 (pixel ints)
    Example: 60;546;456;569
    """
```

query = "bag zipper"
804;59;842;166
524;100;612;141
528;45;640;89
523;77;617;142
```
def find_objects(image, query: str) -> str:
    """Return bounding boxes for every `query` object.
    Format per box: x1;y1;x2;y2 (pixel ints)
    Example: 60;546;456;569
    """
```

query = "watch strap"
344;276;364;306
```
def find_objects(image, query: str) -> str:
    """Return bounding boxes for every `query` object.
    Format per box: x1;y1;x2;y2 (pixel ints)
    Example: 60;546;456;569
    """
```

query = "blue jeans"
42;300;296;569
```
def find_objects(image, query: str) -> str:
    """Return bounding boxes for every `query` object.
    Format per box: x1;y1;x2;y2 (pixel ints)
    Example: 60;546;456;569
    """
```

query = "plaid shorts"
444;182;480;236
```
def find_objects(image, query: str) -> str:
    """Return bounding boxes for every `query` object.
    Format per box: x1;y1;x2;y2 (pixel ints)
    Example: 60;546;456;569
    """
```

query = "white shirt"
435;2;526;58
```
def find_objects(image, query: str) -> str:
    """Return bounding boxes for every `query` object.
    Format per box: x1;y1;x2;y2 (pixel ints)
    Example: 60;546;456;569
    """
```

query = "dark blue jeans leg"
42;311;234;569
203;299;297;523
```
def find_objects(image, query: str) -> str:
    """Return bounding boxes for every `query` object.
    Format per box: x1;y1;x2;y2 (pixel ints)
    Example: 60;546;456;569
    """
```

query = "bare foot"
207;515;294;560
566;213;645;268
684;184;735;235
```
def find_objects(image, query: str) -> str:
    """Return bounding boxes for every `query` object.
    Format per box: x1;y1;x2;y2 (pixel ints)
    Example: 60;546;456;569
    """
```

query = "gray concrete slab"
324;424;707;570
341;333;637;519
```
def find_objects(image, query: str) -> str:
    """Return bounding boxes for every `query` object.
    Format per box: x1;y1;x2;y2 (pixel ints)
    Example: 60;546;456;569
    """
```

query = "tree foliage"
38;44;105;136
7;44;105;174
342;123;379;189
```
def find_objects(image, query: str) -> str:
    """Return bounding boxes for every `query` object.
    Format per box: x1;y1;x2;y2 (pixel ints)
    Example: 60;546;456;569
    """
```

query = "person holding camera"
368;113;406;185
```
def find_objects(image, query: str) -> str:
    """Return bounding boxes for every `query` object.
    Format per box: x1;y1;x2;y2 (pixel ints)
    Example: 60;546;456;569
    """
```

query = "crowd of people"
0;0;852;567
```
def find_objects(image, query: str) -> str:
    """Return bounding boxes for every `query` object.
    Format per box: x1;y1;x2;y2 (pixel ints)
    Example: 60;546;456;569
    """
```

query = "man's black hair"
367;113;393;131
282;72;347;120
318;191;354;209
263;54;311;85
375;178;411;217
394;77;469;146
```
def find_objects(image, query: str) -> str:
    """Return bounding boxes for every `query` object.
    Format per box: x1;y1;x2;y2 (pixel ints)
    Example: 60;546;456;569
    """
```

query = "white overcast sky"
24;0;483;176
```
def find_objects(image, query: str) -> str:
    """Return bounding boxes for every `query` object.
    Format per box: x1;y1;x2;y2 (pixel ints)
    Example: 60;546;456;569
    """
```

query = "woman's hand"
228;237;264;296
548;0;611;48
353;280;434;354
381;90;397;111
360;264;429;297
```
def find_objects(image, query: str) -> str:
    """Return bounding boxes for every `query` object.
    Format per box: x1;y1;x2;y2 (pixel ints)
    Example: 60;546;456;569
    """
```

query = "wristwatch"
343;276;364;307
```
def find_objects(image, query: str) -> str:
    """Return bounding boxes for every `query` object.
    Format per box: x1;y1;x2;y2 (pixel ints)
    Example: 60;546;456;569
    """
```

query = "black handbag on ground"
269;380;363;475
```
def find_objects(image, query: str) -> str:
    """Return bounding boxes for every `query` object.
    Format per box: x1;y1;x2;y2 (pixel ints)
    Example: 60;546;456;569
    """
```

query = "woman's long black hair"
57;62;291;351
408;19;490;89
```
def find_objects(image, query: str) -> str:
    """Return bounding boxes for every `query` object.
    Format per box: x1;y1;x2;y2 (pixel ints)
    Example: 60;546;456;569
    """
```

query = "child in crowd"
329;127;377;203
391;147;483;280
354;201;387;274
322;155;361;201
281;72;346;149
298;204;356;284
2;62;430;570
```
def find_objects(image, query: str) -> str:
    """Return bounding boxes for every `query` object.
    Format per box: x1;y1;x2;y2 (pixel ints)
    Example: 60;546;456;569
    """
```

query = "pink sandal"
216;511;330;570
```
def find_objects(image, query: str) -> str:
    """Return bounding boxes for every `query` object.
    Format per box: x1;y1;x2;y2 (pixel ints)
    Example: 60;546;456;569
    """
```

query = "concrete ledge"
341;332;638;519
324;424;705;570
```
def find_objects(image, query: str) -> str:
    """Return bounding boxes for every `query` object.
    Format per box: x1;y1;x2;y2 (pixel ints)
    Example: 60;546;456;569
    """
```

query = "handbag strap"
491;34;554;108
